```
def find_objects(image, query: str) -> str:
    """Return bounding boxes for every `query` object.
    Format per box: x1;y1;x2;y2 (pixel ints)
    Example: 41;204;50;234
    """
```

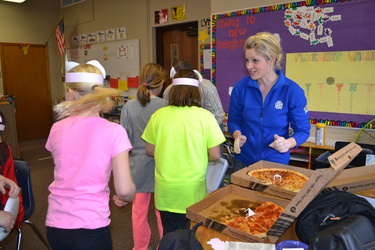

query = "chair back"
14;160;34;220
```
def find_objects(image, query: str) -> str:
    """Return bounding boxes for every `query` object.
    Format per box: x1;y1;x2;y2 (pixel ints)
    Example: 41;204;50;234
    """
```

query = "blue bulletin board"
212;0;375;129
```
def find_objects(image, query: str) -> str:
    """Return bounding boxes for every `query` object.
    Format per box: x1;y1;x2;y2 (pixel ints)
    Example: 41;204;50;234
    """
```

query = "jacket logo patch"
275;101;283;109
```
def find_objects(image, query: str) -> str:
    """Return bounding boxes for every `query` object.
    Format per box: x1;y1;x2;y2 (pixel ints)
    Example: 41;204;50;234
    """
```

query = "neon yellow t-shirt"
142;106;225;213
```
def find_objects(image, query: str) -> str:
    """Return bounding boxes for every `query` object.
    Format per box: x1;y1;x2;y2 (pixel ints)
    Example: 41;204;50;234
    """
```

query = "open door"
155;21;198;93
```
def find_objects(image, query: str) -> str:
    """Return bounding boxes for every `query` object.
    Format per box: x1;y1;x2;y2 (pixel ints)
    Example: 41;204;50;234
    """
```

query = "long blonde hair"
54;63;122;120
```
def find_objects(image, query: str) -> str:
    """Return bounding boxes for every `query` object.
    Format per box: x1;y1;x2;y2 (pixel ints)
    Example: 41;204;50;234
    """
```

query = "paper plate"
0;197;19;241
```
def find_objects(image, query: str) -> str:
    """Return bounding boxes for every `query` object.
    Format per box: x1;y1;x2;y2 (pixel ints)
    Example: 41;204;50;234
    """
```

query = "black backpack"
296;190;375;249
159;221;203;250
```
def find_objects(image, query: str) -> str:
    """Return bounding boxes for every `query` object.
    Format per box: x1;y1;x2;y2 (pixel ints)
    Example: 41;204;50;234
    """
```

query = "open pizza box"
231;149;375;200
231;160;314;200
323;164;375;193
187;142;362;243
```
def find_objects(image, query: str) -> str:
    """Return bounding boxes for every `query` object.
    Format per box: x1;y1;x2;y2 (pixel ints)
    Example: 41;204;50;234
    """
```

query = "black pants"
46;226;112;250
159;211;188;235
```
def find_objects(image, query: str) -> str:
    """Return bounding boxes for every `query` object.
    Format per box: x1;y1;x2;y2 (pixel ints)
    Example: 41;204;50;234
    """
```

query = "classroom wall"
0;0;62;104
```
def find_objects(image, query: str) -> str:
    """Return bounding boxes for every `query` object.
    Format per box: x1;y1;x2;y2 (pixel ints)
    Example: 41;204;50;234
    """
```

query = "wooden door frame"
155;21;198;68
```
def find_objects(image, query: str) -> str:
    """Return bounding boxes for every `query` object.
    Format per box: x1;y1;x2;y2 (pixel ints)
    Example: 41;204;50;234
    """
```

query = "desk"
298;142;334;169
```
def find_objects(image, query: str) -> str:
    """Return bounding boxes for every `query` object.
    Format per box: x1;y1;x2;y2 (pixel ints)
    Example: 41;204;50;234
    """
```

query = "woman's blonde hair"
54;63;122;120
137;63;165;107
244;32;283;70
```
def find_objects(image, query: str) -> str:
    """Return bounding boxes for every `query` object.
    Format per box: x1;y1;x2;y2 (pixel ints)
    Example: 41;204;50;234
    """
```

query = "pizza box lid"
324;164;375;193
231;160;315;200
231;142;363;200
187;142;362;243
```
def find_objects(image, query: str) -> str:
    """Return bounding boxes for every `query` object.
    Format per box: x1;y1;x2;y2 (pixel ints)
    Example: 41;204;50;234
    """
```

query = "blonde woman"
120;63;166;250
45;60;135;250
228;32;310;171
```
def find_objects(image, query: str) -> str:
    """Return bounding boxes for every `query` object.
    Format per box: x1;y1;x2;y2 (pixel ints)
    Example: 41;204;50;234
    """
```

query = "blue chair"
14;160;51;250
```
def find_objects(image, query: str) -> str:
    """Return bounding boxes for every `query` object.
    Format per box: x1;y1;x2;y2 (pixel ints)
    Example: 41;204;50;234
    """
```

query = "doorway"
1;43;53;142
155;21;198;91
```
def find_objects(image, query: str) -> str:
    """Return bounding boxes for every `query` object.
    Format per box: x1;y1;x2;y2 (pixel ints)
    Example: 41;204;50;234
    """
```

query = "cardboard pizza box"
230;160;314;200
187;142;362;243
324;164;375;193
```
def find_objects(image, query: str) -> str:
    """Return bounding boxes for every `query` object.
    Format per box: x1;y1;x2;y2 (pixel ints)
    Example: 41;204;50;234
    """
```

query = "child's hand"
0;210;15;233
112;195;129;207
0;176;20;198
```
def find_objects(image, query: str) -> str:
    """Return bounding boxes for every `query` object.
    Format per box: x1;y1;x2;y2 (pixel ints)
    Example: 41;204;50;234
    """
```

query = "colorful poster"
171;5;185;21
286;50;375;116
212;0;375;125
155;9;168;24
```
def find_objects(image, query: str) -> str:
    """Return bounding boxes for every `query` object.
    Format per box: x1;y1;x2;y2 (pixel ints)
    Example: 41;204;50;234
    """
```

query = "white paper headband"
170;67;203;82
65;72;104;85
65;57;106;85
172;78;199;87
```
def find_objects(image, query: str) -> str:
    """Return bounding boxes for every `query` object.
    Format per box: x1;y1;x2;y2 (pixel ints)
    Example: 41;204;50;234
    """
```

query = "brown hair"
244;32;283;70
55;63;121;120
137;63;165;106
168;69;201;107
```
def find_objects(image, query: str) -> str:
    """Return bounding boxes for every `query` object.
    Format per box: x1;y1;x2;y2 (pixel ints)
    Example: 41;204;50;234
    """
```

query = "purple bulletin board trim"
212;0;375;129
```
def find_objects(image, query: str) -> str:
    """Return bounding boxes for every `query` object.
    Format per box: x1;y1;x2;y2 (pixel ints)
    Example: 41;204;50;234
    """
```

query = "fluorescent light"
2;0;26;3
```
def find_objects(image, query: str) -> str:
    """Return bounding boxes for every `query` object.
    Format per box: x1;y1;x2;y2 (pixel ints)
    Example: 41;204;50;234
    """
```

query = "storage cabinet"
0;102;20;159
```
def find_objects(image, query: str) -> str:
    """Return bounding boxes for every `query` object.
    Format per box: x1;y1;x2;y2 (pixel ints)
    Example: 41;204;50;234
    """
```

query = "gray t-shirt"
120;97;167;192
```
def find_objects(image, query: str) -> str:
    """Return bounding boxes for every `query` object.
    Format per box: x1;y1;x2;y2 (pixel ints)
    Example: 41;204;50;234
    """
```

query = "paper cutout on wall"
110;78;119;89
118;79;128;91
128;76;139;88
198;29;209;43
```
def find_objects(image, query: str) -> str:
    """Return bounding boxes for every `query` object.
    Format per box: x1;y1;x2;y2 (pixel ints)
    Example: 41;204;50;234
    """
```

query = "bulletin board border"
200;43;211;80
211;0;375;130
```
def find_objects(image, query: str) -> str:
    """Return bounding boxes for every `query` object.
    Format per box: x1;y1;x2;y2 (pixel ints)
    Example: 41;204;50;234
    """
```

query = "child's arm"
208;145;221;162
111;151;135;207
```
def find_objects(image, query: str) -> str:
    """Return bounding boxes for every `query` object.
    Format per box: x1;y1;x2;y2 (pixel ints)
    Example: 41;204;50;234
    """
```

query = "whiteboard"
67;39;140;80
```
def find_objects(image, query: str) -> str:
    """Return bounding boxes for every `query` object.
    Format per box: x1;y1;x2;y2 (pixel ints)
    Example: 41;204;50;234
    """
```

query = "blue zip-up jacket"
228;70;310;165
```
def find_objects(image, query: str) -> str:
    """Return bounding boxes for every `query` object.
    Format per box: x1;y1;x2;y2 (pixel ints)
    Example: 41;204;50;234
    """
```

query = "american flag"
55;19;66;55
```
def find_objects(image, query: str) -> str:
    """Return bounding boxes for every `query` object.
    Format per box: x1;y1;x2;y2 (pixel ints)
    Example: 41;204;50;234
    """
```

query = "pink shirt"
45;116;132;229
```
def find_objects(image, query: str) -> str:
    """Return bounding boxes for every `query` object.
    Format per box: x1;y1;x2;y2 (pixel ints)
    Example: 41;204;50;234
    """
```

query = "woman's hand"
234;135;247;154
269;134;290;153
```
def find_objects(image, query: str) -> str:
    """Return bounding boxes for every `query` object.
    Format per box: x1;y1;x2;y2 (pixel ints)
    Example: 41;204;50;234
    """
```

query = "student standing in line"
119;63;166;250
228;32;310;172
45;60;135;250
142;69;226;235
163;60;225;129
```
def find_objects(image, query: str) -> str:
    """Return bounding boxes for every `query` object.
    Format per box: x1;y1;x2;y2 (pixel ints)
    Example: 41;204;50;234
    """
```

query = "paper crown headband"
172;78;199;87
0;111;5;132
65;57;106;85
170;67;203;82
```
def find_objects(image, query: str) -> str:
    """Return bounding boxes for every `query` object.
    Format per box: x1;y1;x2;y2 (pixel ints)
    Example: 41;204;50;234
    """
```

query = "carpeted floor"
0;138;161;250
